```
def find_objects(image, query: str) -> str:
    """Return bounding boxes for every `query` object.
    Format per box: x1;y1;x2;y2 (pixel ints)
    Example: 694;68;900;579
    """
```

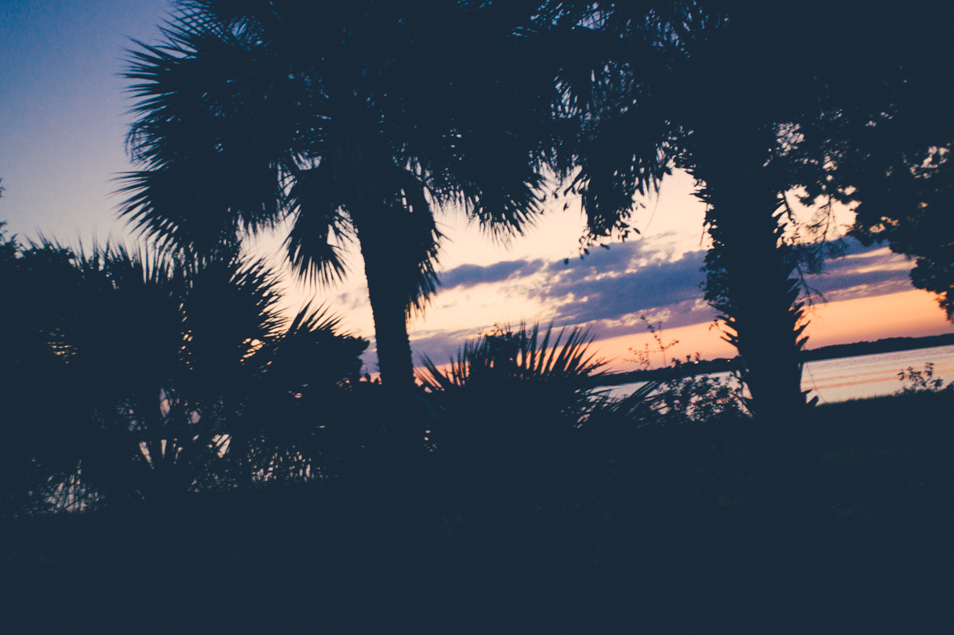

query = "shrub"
897;362;951;394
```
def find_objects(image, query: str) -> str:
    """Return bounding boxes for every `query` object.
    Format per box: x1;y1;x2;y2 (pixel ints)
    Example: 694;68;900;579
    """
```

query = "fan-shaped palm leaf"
120;0;562;390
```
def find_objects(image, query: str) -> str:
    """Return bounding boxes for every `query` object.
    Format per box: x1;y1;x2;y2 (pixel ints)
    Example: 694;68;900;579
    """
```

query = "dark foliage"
4;0;953;628
543;1;954;420
787;2;954;321
3;223;951;630
419;323;609;429
0;235;367;514
4;390;953;633
848;146;954;320
120;0;562;391
418;324;614;510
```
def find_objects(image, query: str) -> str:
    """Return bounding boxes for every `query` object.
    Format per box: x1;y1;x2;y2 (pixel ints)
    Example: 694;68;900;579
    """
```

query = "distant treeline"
801;332;954;362
596;332;954;386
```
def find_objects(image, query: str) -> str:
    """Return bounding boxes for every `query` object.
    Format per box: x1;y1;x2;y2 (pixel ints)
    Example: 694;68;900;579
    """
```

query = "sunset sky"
2;0;952;375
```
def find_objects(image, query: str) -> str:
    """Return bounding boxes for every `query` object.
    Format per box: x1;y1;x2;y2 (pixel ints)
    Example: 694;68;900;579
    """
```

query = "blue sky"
0;0;171;242
2;0;950;374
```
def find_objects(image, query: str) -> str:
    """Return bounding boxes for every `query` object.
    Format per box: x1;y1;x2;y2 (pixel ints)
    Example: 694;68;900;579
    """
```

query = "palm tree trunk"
354;207;431;481
693;131;808;423
355;214;416;394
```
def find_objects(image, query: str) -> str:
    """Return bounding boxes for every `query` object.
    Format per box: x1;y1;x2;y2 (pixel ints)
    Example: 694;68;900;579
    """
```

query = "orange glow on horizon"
591;289;954;373
802;289;952;348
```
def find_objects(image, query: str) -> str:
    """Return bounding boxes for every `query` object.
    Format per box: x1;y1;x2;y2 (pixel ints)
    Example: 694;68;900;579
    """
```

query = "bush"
0;236;368;515
897;362;951;394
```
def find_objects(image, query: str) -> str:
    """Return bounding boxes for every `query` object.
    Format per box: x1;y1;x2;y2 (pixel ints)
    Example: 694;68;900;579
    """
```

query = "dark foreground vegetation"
5;221;949;632
3;385;952;633
3;0;953;629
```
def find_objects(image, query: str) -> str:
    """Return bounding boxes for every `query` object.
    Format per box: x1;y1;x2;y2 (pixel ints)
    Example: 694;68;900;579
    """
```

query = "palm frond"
121;13;301;255
419;322;606;391
250;301;368;394
118;0;563;390
286;164;353;286
394;171;443;316
282;302;346;338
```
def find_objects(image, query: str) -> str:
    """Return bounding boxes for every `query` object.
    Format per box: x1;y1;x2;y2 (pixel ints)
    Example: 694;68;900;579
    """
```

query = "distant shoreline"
594;332;954;387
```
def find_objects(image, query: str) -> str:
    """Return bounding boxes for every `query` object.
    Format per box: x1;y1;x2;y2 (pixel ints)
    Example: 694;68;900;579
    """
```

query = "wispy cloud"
804;243;913;302
438;258;546;291
408;236;917;363
528;248;708;324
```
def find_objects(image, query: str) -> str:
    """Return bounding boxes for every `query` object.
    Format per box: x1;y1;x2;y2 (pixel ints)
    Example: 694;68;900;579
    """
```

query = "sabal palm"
553;1;954;421
121;0;557;391
548;2;836;420
2;233;364;507
418;323;607;485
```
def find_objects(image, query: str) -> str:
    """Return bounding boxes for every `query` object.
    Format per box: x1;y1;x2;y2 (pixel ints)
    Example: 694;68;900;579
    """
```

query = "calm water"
601;344;954;404
802;344;954;404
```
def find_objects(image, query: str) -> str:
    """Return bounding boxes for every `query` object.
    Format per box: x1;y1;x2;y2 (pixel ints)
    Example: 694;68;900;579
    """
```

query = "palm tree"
120;0;558;393
549;1;950;421
543;2;812;421
1;230;366;510
418;323;609;501
419;322;607;420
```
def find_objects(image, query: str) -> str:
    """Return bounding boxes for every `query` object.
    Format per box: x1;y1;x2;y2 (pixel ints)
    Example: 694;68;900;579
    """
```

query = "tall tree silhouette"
120;0;557;392
551;1;953;420
815;16;954;322
544;2;806;419
668;4;819;420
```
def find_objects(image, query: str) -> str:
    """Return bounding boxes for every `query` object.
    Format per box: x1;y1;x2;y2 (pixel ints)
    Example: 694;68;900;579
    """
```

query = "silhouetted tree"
821;70;954;320
0;234;366;511
541;2;803;419
832;142;954;320
0;223;89;514
120;0;558;394
548;1;954;421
